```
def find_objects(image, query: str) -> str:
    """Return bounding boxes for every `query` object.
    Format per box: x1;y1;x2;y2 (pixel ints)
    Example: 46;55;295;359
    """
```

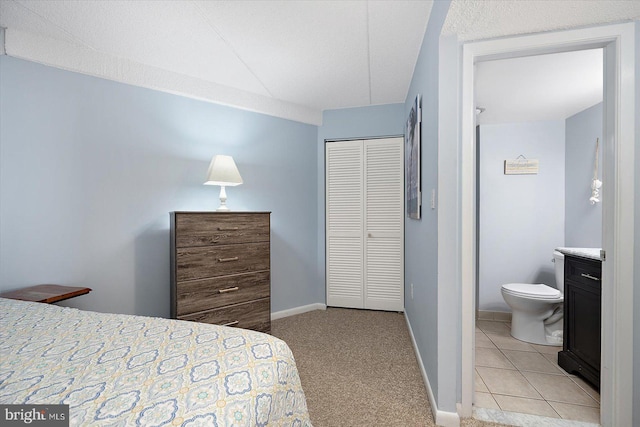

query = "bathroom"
473;49;603;424
477;103;603;318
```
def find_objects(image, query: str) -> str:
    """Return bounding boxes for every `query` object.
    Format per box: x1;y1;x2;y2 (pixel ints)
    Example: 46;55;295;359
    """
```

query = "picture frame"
405;94;421;219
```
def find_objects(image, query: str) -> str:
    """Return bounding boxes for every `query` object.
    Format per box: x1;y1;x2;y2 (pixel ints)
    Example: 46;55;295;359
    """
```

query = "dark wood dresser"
170;212;271;333
558;254;601;390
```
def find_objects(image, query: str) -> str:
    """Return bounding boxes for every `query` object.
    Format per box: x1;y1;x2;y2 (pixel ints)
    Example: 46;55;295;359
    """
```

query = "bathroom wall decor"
504;155;539;175
590;138;602;204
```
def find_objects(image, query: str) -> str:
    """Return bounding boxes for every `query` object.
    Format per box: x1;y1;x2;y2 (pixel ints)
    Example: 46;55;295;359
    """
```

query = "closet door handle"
219;287;239;294
218;257;239;263
222;321;239;327
217;227;239;231
581;273;600;281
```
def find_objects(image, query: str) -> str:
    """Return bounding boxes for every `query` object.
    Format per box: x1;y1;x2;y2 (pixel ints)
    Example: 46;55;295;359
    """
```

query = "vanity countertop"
556;247;602;261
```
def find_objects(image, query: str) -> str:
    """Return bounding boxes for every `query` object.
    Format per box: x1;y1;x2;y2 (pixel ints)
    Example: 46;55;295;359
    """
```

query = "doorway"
474;47;603;424
458;23;636;427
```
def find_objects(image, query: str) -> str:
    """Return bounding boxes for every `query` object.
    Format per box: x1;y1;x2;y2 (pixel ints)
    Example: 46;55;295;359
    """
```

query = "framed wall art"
405;94;421;219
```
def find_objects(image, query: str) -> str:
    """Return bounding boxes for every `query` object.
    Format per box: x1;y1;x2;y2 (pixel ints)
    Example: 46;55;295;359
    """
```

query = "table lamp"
204;155;243;211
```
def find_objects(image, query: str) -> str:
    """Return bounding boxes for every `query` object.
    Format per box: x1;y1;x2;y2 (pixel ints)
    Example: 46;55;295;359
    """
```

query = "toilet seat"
502;283;562;300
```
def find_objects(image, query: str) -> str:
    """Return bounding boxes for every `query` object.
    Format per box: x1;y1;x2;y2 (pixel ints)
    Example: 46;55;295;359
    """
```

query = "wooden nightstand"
0;284;92;304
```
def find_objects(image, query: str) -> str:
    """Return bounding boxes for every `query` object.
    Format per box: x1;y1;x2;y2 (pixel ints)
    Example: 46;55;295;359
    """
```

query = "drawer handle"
222;320;239;327
219;287;239;294
218;257;239;263
218;227;239;231
581;273;600;281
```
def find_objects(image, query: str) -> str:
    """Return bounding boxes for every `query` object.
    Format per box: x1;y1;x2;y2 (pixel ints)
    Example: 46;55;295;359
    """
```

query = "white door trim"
459;23;635;426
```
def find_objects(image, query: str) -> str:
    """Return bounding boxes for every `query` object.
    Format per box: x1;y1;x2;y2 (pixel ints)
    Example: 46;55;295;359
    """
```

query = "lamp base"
217;185;230;211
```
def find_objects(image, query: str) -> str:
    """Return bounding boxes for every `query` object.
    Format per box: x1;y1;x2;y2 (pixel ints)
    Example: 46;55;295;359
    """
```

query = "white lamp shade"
204;155;243;186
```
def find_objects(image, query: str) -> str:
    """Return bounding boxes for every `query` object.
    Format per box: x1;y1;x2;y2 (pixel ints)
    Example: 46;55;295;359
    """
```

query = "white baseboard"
404;313;461;427
271;303;326;320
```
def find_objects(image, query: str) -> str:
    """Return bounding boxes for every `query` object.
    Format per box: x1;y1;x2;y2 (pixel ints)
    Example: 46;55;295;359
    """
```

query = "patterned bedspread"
0;298;312;426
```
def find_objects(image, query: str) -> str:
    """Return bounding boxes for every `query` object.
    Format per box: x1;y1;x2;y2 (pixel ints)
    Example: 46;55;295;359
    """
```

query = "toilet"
501;250;565;346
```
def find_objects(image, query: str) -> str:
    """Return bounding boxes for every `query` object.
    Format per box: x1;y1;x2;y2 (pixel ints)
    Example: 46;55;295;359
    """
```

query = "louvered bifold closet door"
326;140;364;308
364;138;404;311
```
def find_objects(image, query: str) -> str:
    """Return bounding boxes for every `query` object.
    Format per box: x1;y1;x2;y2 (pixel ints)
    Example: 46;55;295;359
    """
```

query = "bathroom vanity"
558;251;601;390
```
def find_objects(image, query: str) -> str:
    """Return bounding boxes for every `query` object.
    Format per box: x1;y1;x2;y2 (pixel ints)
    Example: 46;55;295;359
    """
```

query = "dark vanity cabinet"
558;254;601;390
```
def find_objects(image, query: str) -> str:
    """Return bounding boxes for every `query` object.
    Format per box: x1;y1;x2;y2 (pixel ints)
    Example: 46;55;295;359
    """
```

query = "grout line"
545;399;563;419
475;368;490;393
490;392;546;401
490;392;503;411
491;346;517;370
490;392;563;420
566;377;601;406
545;398;600;409
503;349;567;377
475;324;600;421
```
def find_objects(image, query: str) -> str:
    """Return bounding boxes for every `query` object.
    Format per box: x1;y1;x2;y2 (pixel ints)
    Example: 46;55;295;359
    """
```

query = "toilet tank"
553;250;565;294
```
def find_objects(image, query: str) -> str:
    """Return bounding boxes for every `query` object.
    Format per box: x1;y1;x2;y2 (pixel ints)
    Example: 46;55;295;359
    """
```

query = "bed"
0;298;312;426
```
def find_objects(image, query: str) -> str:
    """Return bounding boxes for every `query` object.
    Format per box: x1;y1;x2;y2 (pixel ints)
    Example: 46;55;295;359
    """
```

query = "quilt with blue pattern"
0;298;312;426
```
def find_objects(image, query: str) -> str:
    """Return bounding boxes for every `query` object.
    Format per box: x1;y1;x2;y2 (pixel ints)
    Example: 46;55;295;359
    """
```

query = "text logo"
1;405;68;426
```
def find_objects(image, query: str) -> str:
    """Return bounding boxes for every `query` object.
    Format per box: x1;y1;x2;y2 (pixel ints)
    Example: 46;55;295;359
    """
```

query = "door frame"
459;23;635;426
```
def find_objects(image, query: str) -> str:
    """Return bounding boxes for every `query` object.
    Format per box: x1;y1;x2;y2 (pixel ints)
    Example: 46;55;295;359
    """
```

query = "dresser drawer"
174;213;269;248
176;271;270;316
176;242;270;281
178;298;270;333
565;256;601;290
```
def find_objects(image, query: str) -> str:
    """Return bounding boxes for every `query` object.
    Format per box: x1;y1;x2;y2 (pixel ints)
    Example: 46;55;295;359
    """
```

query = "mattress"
0;298;312;426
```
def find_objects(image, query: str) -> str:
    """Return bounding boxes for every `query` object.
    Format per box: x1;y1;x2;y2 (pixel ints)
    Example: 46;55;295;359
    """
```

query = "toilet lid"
502;283;561;299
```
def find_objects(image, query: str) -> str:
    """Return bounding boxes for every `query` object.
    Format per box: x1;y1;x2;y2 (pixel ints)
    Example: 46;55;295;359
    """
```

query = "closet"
325;137;404;311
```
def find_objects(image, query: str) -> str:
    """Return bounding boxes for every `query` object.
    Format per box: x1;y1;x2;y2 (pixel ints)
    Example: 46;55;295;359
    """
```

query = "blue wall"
319;105;405;140
315;104;406;305
403;0;451;408
478;121;566;311
633;20;640;427
565;103;603;247
0;56;319;317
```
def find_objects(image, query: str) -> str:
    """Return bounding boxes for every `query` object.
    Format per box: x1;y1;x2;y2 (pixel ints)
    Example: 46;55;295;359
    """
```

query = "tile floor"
475;319;600;424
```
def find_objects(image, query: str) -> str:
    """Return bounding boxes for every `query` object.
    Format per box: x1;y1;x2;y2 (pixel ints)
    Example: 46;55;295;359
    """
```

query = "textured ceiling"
0;0;433;125
443;0;640;42
445;0;637;125
0;1;638;125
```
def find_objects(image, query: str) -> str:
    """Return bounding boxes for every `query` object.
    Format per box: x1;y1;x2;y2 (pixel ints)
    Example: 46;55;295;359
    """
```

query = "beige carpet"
272;308;507;427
